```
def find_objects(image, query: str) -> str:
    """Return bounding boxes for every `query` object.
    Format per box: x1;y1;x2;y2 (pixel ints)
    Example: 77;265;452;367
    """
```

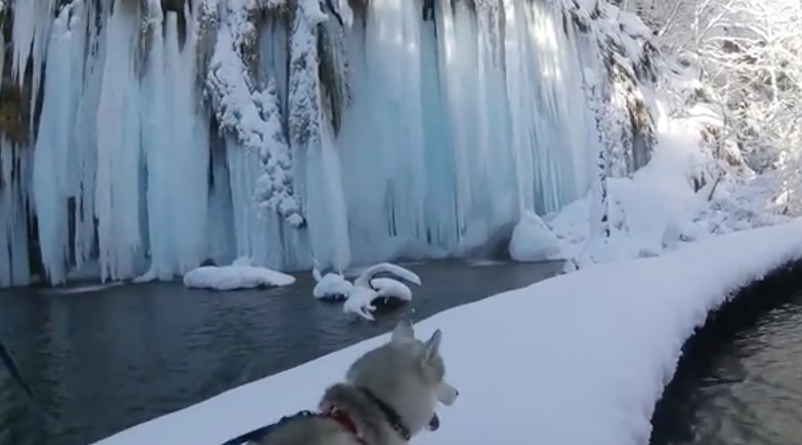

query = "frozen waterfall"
0;0;609;287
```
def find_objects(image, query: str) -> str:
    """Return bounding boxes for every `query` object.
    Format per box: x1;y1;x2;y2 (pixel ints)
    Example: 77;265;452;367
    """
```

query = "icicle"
0;15;5;87
137;3;210;281
0;139;31;288
11;0;57;130
94;0;144;281
206;136;236;266
10;0;36;83
29;0;57;129
166;3;211;275
138;0;171;280
32;5;75;284
72;0;107;269
336;0;353;28
288;0;350;272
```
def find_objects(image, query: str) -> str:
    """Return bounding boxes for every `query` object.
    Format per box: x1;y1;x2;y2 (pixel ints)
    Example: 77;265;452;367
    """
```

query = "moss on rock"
0;78;32;147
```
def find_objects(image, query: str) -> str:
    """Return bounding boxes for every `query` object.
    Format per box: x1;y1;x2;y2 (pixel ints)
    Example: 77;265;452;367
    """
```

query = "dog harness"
220;388;410;445
325;404;370;445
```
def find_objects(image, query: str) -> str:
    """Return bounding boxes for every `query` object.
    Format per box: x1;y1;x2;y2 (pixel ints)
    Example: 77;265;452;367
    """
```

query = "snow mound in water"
370;277;413;301
90;220;802;445
342;285;380;321
342;277;414;321
508;211;564;261
183;265;295;291
341;263;421;321
313;272;353;300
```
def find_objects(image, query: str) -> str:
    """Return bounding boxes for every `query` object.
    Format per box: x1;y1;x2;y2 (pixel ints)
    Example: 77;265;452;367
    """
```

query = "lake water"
0;260;563;445
651;274;802;445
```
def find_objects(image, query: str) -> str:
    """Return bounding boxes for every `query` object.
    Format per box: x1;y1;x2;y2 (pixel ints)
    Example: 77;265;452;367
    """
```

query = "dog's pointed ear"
391;318;415;343
421;329;442;363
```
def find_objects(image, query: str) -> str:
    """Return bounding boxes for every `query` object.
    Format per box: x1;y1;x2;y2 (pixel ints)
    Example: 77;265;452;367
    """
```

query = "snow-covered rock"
183;264;295;291
312;272;353;300
311;258;353;300
508;211;565;261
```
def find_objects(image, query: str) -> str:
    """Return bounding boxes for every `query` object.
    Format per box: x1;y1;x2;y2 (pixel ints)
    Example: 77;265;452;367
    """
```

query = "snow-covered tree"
623;0;802;174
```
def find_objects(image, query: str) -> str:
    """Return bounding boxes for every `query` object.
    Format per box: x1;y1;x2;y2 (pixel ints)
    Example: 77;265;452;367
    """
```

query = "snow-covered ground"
92;219;802;445
510;102;793;267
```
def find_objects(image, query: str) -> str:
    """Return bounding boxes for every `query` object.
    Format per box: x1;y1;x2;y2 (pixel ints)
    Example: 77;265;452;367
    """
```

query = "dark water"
0;260;563;445
651;281;802;445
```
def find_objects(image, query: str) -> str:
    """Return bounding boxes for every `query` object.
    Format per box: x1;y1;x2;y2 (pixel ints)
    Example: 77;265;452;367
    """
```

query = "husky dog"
225;319;459;445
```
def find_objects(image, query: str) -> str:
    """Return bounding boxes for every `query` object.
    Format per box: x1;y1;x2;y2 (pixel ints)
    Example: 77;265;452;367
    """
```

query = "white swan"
311;259;353;300
343;262;421;321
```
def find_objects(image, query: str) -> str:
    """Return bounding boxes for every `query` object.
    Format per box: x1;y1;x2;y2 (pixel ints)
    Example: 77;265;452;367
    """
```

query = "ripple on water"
0;260;563;445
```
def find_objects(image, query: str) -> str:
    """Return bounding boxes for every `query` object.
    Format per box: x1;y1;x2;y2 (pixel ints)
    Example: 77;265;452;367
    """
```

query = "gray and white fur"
247;318;458;445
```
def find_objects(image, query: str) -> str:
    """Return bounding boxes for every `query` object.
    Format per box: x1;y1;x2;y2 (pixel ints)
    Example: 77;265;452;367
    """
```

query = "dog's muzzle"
438;383;459;406
428;383;458;432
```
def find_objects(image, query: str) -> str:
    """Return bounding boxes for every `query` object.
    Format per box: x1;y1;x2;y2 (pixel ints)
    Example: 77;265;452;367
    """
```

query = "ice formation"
369;277;413;302
343;262;421;321
0;140;31;288
136;0;211;282
0;0;657;287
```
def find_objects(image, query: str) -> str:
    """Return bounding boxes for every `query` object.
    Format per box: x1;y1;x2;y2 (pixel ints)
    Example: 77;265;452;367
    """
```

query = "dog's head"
390;318;459;410
347;318;459;439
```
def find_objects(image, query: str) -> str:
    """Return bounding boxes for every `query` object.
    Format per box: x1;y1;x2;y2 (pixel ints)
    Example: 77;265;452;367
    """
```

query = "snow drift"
508;210;564;261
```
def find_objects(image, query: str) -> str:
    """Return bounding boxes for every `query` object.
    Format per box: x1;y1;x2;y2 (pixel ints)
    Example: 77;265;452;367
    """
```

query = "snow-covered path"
92;220;802;445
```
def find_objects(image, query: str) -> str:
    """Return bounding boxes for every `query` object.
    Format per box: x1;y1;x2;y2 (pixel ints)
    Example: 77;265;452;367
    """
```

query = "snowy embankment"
93;220;802;445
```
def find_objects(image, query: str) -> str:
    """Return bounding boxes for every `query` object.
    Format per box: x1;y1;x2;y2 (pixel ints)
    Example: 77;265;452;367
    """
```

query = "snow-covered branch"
624;0;802;173
287;0;326;149
205;0;304;227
